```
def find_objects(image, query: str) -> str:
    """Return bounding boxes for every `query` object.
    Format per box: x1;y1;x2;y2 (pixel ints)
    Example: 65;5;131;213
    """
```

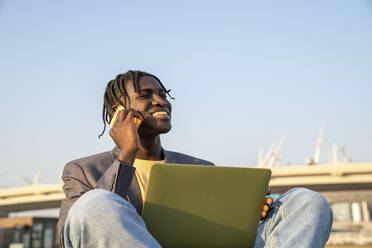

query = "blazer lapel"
128;178;143;215
162;148;176;163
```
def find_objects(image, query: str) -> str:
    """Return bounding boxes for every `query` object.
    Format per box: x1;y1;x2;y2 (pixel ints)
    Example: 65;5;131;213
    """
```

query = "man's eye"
139;94;151;98
159;93;167;99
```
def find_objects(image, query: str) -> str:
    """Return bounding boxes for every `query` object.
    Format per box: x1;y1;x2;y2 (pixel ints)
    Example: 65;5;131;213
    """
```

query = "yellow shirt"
133;159;164;203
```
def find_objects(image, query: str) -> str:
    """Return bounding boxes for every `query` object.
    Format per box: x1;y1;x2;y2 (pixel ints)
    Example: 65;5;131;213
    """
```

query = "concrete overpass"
0;184;64;213
269;162;372;194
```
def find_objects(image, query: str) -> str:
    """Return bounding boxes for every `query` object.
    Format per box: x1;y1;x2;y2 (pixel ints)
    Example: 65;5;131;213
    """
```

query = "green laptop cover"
142;164;271;248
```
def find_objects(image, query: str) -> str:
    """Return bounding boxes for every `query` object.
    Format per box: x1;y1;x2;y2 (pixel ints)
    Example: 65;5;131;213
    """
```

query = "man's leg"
254;188;333;248
64;189;161;248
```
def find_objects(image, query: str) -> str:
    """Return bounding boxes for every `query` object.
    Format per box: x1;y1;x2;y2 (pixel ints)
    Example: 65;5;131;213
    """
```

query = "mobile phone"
110;106;142;129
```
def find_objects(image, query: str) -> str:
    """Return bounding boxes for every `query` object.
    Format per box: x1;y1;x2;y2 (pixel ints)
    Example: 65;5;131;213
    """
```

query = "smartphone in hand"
110;106;142;129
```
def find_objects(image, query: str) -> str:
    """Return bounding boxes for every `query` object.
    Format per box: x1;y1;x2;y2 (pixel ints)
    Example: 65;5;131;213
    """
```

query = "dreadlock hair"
98;70;174;138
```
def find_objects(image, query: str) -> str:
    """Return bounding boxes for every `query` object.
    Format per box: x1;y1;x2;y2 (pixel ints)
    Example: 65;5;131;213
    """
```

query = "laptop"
142;164;271;248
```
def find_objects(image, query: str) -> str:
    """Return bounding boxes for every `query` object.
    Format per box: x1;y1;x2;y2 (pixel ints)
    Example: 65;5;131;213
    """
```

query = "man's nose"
152;95;167;106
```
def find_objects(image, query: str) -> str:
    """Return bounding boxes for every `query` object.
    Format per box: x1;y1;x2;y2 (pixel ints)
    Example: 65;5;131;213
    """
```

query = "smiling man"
57;70;332;248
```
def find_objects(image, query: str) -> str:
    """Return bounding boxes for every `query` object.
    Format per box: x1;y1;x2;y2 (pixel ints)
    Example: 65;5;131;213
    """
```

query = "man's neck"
136;136;162;161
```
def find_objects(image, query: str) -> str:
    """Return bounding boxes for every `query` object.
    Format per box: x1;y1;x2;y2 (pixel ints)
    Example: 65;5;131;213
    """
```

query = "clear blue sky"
1;1;372;187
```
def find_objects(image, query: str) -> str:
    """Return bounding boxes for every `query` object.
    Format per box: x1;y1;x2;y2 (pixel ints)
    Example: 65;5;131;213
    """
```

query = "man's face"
125;76;172;137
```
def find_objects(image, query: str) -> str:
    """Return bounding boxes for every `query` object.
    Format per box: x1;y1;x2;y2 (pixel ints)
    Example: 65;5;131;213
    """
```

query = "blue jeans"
64;188;332;248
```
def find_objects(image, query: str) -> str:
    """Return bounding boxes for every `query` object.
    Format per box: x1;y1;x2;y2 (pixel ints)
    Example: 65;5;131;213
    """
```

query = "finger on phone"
113;109;127;126
132;109;144;121
112;110;122;126
122;109;131;120
262;205;269;212
127;111;134;119
118;109;125;121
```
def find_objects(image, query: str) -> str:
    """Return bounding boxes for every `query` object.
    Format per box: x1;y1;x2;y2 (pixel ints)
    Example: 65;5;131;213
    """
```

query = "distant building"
0;217;58;248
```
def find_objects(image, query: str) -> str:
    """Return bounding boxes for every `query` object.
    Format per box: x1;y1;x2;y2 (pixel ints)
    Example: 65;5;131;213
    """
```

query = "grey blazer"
57;147;213;247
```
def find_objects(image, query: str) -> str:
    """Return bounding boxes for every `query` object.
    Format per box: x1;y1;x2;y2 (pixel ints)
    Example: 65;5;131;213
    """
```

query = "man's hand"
109;109;142;165
261;197;273;219
261;189;273;219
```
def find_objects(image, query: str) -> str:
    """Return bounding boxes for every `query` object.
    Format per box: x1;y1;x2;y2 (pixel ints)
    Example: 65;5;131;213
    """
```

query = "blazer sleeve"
57;160;136;248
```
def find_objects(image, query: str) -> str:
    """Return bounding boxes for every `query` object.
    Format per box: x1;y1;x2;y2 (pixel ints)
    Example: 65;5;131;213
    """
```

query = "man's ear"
112;105;118;111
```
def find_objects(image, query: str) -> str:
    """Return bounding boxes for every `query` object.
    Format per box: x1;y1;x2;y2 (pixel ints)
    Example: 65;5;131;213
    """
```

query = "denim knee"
67;189;135;222
286;188;329;208
279;188;333;223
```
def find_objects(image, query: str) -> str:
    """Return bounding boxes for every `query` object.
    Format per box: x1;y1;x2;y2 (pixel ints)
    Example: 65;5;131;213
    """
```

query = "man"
57;70;333;248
